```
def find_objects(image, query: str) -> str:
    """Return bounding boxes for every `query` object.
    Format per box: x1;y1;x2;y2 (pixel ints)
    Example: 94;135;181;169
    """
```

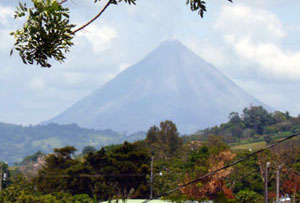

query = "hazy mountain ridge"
45;40;271;133
0;122;145;164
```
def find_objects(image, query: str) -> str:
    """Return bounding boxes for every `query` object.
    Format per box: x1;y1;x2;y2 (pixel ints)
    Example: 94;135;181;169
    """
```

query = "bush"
235;190;263;203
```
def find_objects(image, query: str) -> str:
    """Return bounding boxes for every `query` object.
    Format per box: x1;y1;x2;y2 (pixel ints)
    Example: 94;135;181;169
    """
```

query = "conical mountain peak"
138;39;209;74
152;39;191;56
45;41;271;133
158;39;186;49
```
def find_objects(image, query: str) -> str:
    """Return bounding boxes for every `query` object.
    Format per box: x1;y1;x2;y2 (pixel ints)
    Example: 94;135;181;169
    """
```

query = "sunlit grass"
231;141;266;151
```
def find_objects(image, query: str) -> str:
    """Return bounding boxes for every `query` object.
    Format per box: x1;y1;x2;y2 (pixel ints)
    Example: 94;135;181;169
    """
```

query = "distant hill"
182;106;298;146
44;40;271;133
0;122;145;164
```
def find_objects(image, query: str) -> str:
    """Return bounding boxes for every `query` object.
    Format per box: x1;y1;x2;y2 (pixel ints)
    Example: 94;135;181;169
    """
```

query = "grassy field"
231;141;266;151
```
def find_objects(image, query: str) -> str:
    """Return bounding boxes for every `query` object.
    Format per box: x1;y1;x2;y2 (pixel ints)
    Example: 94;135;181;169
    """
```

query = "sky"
0;0;300;126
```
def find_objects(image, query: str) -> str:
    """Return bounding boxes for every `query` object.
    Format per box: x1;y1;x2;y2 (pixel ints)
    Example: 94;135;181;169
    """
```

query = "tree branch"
59;0;68;4
72;0;112;34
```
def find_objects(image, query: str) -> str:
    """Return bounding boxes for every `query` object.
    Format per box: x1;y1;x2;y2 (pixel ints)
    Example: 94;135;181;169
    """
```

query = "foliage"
242;106;274;134
235;190;263;203
227;151;263;195
4;114;300;202
272;139;300;202
152;157;187;201
32;142;150;201
0;181;94;203
0;175;93;203
145;120;183;160
33;146;88;195
20;151;45;165
183;106;296;145
181;139;235;200
214;191;238;203
82;146;97;155
205;135;229;155
11;0;75;67
86;141;150;200
0;162;10;189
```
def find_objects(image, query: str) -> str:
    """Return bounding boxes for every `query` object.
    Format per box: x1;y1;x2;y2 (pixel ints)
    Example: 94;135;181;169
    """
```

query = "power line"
143;131;300;203
33;173;149;177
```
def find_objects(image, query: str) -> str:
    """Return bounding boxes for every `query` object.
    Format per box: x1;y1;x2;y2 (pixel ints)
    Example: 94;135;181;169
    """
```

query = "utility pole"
150;156;153;199
265;162;270;203
0;164;2;192
276;165;282;203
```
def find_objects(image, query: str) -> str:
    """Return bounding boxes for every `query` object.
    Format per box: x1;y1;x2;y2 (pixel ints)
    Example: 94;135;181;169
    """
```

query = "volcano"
44;40;270;133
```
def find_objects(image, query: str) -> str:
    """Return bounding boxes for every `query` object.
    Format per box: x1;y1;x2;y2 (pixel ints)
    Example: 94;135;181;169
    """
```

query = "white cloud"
0;29;13;53
215;4;300;80
77;24;117;54
0;4;19;54
242;0;300;7
26;77;46;90
0;4;14;25
118;63;130;72
214;4;285;43
225;36;300;80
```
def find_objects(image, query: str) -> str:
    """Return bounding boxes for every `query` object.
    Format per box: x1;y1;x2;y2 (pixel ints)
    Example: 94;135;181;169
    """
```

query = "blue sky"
0;0;300;126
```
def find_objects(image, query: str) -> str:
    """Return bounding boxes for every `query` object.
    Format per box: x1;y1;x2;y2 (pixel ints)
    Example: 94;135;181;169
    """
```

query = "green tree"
181;138;235;201
242;106;273;134
0;180;94;203
205;135;229;155
11;0;232;67
235;190;263;203
229;112;242;125
227;151;264;195
33;145;137;199
146;121;183;160
33;146;87;194
145;126;159;146
160;121;182;156
83;142;150;200
82;146;97;155
86;142;150;200
272;111;288;123
152;157;186;201
0;162;9;190
20;151;45;165
108;142;150;199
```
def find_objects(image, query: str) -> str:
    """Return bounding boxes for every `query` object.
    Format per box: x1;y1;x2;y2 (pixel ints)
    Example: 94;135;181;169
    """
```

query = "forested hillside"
0;122;145;164
1;106;299;164
183;106;298;146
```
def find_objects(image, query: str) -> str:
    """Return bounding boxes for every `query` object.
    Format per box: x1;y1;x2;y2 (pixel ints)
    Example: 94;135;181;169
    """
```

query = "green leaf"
11;0;75;67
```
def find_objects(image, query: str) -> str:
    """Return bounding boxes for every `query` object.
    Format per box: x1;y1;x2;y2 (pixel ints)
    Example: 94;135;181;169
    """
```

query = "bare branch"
59;0;68;4
72;0;112;34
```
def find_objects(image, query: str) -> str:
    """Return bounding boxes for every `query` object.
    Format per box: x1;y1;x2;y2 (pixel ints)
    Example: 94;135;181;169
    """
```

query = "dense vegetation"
0;122;145;164
1;107;300;202
183;106;298;145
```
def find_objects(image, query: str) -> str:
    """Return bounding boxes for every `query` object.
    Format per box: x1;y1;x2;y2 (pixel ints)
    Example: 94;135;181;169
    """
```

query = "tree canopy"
145;120;183;160
11;0;232;67
32;143;150;201
2;115;300;202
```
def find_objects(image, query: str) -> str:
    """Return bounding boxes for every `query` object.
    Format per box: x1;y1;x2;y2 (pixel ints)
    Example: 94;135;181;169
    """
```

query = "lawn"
231;141;266;151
